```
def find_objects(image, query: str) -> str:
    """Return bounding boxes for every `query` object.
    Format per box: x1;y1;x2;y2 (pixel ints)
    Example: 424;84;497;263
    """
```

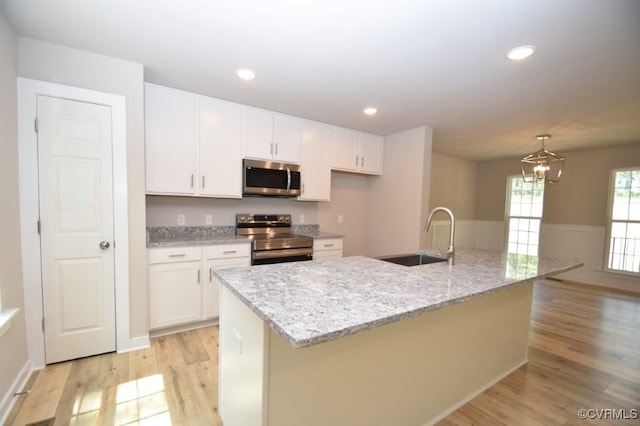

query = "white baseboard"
117;334;151;354
0;359;33;425
149;318;219;339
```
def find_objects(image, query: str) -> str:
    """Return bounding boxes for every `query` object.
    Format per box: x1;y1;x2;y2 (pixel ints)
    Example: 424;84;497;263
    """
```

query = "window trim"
504;174;545;256
604;166;640;275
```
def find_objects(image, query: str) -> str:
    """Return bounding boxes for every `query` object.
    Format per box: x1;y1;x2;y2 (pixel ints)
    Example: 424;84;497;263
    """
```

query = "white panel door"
272;113;301;163
149;261;202;329
358;133;384;175
205;257;250;319
243;106;274;160
37;95;116;364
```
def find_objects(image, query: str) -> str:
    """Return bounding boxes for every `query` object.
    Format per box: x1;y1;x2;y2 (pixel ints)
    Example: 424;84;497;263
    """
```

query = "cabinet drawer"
313;238;343;251
206;243;251;259
149;246;202;264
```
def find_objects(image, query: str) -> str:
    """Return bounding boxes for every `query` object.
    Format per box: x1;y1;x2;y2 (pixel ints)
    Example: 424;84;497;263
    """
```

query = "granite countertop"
214;248;583;349
146;225;342;248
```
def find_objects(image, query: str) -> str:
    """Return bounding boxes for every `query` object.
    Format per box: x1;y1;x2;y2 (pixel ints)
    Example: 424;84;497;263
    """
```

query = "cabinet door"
145;83;198;194
149;261;202;329
273;113;301;163
331;127;359;172
358;133;384;175
205;257;250;319
243;106;274;160
299;120;331;201
199;97;243;198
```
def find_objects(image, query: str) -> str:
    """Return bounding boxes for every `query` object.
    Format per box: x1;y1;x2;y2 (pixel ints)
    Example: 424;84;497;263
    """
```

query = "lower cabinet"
313;238;344;260
149;243;250;330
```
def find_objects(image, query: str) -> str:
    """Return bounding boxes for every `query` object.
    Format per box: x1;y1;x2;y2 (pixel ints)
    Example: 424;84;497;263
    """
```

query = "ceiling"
2;0;639;161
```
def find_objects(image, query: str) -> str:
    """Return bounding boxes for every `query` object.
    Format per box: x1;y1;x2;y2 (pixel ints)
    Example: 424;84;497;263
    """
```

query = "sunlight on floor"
68;373;172;425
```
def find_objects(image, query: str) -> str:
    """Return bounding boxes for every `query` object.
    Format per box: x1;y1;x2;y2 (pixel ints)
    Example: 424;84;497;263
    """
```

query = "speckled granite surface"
147;226;249;247
146;225;342;247
214;248;582;348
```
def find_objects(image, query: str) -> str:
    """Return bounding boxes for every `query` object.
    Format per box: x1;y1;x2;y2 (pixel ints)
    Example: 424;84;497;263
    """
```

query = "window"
505;175;545;257
606;168;640;274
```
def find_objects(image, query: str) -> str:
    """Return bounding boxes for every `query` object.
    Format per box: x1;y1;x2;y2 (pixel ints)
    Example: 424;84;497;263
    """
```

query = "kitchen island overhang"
215;248;583;426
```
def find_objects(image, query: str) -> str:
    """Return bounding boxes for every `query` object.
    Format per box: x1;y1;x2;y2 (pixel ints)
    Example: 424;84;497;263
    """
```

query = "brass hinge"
34;117;38;133
41;317;45;333
37;220;41;235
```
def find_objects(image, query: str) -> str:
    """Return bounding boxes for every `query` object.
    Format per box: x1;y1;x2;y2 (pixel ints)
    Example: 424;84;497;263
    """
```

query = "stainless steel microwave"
242;159;301;197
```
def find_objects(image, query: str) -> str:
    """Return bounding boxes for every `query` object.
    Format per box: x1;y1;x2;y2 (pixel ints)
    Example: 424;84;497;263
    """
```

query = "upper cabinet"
199;97;243;198
145;83;243;198
331;127;384;175
145;83;198;195
298;120;332;201
243;106;301;164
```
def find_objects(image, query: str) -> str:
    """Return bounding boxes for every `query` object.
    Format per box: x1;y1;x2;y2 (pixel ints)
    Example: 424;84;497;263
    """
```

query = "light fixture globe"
520;135;565;184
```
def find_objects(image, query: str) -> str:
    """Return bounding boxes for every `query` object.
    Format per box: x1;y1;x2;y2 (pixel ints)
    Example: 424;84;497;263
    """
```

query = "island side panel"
219;285;269;426
267;282;534;426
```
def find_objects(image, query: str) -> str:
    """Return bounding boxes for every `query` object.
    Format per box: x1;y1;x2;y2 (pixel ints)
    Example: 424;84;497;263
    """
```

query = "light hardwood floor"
5;280;640;425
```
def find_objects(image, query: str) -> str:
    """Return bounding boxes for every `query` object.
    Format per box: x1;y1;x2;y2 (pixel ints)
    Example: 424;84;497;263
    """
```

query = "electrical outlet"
205;214;213;225
338;214;344;224
300;215;305;224
177;214;185;225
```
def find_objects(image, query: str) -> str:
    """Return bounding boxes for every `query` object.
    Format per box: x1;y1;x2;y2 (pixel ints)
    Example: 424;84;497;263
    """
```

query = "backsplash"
146;224;320;245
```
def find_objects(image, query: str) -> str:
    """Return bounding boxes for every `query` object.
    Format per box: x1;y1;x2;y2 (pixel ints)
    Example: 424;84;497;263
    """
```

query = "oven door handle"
253;247;313;260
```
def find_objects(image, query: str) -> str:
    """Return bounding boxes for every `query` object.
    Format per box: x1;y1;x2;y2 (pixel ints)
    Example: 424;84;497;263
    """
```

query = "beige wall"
366;126;433;257
430;153;478;220
317;173;370;256
0;12;28;404
17;38;148;338
146;196;318;227
477;143;640;225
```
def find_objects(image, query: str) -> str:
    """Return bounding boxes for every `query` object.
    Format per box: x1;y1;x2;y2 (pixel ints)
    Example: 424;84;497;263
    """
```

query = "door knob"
99;241;111;250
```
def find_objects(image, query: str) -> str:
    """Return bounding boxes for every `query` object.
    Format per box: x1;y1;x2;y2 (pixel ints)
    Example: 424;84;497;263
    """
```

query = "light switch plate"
177;214;185;225
205;214;213;225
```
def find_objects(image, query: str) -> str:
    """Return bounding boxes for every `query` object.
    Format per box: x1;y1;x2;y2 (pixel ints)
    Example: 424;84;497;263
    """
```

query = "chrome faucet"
424;207;456;265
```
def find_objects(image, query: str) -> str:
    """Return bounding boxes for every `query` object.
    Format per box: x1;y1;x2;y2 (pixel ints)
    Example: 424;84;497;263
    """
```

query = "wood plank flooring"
4;327;223;426
5;279;640;425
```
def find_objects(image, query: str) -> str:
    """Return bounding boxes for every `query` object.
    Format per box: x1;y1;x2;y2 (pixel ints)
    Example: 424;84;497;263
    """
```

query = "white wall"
146;196;318;227
17;38;148;338
0;12;29;421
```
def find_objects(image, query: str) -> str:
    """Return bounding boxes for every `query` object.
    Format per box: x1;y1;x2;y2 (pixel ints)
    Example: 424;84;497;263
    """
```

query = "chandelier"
520;135;565;184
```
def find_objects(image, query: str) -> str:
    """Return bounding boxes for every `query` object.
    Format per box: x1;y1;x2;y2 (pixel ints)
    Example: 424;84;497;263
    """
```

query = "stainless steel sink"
377;253;447;266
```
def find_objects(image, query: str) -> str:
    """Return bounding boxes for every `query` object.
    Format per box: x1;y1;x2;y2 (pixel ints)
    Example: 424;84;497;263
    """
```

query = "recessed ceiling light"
235;68;256;80
363;107;378;116
506;45;537;61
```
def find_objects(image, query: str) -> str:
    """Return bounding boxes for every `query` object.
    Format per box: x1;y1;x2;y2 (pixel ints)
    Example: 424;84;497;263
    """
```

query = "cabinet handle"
202;175;205;189
302;183;305;194
198;269;201;284
361;157;365;167
275;142;278;155
190;174;194;188
355;156;358;167
270;142;274;156
209;267;213;282
223;250;237;254
324;243;334;248
169;253;186;258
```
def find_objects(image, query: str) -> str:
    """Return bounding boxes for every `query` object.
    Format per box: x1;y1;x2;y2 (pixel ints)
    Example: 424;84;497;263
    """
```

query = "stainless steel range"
236;214;313;265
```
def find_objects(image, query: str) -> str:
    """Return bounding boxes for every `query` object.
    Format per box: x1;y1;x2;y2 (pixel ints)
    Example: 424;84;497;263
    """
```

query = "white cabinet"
204;244;251;319
199;97;243;197
145;83;243;198
313;238;344;259
149;247;202;329
145;83;198;194
331;127;383;175
298;120;332;201
149;243;250;330
244;106;301;163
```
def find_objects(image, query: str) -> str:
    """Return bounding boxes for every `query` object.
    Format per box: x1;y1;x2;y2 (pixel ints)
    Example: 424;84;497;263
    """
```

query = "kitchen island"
215;248;582;426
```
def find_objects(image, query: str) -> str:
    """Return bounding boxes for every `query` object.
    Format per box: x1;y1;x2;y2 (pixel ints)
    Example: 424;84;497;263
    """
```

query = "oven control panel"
236;213;292;227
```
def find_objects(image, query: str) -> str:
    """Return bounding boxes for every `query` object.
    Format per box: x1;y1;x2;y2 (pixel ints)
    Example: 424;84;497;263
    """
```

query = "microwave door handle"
286;167;291;190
